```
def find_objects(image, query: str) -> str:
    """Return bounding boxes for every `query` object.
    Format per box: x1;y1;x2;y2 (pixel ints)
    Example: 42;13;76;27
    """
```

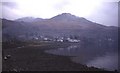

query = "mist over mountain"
16;17;44;22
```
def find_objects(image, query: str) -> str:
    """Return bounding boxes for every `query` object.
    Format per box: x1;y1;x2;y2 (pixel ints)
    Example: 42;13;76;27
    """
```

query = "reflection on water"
45;45;118;71
45;45;79;56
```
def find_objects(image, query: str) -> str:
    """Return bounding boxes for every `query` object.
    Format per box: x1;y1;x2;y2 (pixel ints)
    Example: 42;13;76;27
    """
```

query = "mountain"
2;13;118;49
14;13;111;30
23;13;107;30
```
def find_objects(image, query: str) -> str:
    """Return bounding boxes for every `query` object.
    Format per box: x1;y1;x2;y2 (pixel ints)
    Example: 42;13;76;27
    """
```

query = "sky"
0;0;119;26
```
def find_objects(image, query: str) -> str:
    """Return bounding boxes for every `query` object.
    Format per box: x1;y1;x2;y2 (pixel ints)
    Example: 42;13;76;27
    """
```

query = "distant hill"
16;17;44;22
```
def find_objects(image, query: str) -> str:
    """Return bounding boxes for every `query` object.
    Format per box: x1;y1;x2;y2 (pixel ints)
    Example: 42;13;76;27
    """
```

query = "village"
18;35;81;43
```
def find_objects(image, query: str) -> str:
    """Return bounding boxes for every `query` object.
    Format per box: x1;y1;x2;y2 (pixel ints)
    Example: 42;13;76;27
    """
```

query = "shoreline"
2;42;105;71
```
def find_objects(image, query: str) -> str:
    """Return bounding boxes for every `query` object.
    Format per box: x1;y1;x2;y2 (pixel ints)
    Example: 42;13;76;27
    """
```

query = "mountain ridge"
14;13;112;29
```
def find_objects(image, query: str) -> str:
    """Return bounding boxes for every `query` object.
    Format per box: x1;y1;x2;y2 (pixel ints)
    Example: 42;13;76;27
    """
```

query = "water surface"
45;44;118;71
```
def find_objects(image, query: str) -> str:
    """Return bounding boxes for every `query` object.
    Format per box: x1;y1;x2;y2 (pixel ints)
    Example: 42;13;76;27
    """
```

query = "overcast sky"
0;0;119;26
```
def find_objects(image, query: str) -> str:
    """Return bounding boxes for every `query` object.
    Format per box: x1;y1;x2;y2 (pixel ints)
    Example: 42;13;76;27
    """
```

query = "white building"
67;38;80;42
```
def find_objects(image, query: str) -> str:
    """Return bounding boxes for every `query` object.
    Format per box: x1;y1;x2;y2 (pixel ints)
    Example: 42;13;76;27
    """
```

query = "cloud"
86;2;118;26
53;0;70;11
1;0;119;2
0;0;118;26
2;2;18;9
2;2;25;20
